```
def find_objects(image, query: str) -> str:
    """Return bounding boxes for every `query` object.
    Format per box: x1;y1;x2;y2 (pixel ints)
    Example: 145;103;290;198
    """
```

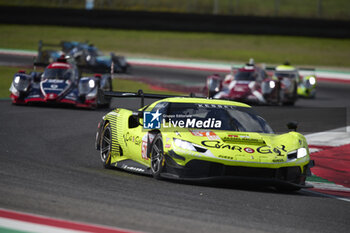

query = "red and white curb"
0;208;141;233
305;126;350;201
0;49;37;57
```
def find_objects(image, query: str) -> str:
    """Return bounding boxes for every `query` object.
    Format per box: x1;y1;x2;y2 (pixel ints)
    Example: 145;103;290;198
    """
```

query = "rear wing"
36;40;87;63
265;66;315;72
265;66;316;77
103;90;196;108
265;66;276;71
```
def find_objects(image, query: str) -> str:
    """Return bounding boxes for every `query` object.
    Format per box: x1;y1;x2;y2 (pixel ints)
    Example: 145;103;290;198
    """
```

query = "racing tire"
103;78;113;108
276;81;282;106
150;134;165;179
207;79;221;98
99;122;112;168
283;81;298;106
97;88;111;109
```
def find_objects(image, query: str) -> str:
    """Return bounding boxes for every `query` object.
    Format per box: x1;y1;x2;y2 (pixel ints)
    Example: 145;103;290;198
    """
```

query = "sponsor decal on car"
190;130;220;140
162;118;221;129
244;147;255;153
201;140;287;154
222;134;264;144
141;134;148;160
257;145;287;155
143;111;222;130
121;164;145;173
123;132;141;146
143;110;162;129
273;158;284;162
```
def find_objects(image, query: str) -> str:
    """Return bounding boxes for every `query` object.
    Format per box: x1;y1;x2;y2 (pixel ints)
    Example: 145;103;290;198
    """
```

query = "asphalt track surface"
1;54;350;233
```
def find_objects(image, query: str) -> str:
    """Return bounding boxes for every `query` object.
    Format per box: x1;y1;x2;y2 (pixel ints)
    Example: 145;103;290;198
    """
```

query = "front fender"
95;118;106;150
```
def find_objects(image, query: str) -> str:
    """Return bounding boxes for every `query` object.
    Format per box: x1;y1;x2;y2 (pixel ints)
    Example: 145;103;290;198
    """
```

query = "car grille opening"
287;151;297;160
181;160;302;183
193;146;207;153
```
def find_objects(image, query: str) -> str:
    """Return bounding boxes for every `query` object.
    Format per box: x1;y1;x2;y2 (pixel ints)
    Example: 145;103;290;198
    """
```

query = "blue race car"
36;40;130;73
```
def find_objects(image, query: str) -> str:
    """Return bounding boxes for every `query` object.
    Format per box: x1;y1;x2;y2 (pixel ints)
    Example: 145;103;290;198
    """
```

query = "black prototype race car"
10;56;112;109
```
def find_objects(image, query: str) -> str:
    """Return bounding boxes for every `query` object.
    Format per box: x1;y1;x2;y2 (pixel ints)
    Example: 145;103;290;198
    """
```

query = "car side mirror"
287;121;298;131
132;111;143;118
129;111;143;128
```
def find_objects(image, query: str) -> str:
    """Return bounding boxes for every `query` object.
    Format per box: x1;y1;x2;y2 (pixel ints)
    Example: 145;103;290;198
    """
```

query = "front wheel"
99;122;112;168
150;134;165;179
283;81;298;106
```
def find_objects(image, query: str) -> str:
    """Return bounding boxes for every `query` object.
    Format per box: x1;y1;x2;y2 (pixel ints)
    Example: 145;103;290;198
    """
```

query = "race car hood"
40;79;71;100
163;129;309;166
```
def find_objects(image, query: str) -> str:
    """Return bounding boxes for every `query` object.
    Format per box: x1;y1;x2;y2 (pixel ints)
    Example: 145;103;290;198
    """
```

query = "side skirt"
112;159;152;176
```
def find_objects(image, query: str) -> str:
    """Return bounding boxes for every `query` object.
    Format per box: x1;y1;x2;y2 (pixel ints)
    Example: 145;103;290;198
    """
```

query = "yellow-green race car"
95;91;314;191
273;64;317;99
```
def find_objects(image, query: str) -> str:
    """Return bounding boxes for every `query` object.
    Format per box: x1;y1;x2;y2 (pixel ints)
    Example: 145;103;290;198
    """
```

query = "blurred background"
1;0;349;20
0;0;350;19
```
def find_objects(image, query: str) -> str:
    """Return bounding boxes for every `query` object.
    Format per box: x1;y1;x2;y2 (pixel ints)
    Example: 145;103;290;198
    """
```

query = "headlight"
174;138;196;151
173;138;208;153
78;78;96;96
309;77;316;85
14;76;20;84
13;75;30;92
287;147;308;160
269;80;275;88
297;147;307;158
88;79;95;88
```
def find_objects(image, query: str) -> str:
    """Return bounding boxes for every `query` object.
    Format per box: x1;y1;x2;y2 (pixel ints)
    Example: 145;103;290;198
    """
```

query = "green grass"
306;175;334;183
0;65;184;98
1;24;350;68
0;66;19;98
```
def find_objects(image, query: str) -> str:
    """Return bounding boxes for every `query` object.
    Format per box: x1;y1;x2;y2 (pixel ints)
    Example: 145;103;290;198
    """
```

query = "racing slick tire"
100;82;112;108
283;81;298;106
97;79;112;108
99;122;112;168
150;134;165;179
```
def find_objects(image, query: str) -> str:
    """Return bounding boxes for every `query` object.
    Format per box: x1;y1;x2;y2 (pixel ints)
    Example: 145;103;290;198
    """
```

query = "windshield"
166;103;274;133
43;68;73;80
234;71;256;81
